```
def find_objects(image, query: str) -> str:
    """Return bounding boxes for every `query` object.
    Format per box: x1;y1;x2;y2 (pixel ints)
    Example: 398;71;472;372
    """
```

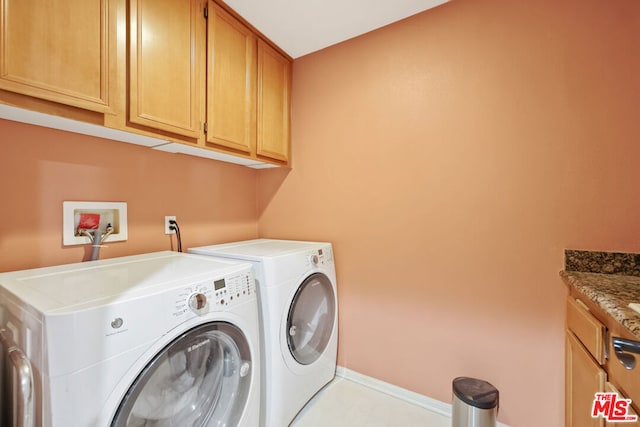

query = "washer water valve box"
63;201;128;246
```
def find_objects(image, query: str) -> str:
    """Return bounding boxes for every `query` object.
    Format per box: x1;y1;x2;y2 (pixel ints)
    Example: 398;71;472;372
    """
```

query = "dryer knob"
189;293;207;312
309;254;319;266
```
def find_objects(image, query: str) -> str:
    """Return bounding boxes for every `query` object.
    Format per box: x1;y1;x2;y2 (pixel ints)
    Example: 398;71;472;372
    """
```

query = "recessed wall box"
63;201;128;246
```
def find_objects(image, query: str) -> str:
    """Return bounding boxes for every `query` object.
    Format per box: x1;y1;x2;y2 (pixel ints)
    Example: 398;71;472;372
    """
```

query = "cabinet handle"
0;328;35;427
612;336;640;370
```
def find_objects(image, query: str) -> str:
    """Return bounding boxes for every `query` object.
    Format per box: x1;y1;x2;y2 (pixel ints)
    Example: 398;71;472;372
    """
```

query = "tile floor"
291;377;450;427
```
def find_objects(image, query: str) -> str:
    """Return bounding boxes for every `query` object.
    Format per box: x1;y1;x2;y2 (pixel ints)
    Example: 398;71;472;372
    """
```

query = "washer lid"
111;322;253;427
0;252;249;313
286;273;336;365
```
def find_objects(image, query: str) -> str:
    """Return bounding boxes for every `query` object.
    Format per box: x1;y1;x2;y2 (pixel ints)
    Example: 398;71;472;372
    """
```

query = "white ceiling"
223;0;450;58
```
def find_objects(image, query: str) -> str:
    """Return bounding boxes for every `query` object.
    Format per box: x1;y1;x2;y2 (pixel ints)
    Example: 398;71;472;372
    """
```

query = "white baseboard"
335;366;509;427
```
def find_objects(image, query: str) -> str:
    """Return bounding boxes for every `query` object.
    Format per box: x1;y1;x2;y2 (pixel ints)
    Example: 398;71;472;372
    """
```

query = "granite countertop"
561;250;640;339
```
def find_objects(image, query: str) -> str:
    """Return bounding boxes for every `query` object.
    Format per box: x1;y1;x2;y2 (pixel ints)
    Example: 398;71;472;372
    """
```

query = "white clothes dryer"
189;239;338;427
0;251;260;427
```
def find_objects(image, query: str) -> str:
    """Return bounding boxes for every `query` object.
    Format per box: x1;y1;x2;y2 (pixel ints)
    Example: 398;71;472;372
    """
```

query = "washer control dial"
309;254;319;266
189;293;208;314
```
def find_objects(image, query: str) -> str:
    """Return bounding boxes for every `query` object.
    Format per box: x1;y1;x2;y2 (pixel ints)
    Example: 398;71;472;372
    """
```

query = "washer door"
286;273;336;365
111;322;252;427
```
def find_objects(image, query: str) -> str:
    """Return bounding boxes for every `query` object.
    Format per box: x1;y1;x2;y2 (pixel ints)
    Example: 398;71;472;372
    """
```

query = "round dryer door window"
286;273;336;365
111;322;252;427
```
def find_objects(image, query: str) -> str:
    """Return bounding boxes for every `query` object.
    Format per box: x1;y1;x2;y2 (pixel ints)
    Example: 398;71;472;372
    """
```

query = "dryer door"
286;273;336;365
111;322;252;427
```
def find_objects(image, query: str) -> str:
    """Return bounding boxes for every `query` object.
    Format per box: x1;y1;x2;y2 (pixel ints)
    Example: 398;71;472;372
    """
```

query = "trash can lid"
453;377;499;410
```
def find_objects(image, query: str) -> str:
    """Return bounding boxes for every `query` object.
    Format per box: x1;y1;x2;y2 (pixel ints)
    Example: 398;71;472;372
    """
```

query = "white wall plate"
63;201;128;246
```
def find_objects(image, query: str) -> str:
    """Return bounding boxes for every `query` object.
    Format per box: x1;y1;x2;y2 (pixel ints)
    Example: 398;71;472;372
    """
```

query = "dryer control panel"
174;269;255;317
211;270;255;308
306;246;333;268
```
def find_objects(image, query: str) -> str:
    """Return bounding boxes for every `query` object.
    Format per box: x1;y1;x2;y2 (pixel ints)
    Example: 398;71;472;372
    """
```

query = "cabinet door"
257;39;291;163
604;383;640;426
566;330;606;427
0;0;116;112
129;0;204;137
567;297;606;364
206;2;256;153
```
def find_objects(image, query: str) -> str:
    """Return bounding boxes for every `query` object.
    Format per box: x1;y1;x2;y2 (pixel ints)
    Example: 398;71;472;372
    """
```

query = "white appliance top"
0;251;249;313
189;239;330;260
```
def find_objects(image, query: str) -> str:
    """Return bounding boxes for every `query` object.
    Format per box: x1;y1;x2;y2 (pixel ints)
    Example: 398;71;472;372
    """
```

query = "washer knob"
189;293;207;313
309;254;319;266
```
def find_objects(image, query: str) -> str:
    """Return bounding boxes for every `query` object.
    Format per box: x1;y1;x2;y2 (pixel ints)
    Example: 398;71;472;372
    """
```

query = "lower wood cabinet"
566;330;605;427
566;294;640;427
604;382;640;427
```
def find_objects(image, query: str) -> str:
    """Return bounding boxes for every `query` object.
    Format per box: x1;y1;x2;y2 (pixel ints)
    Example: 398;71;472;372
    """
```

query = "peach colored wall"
0;119;259;272
257;0;640;426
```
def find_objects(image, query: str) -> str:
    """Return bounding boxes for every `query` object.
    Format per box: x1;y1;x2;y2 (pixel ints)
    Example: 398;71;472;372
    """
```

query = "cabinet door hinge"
204;6;208;19
204;122;208;133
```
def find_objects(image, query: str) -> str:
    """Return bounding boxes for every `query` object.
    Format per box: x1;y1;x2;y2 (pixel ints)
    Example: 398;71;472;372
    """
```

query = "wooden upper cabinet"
206;2;256;153
0;0;116;113
129;0;205;137
0;0;291;166
257;39;291;163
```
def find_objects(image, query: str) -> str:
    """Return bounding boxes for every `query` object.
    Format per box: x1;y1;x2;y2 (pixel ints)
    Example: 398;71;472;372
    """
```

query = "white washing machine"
189;239;338;427
0;251;261;427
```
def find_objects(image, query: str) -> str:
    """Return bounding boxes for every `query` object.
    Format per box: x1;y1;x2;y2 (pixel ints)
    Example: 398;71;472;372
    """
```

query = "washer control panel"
173;269;255;317
188;292;207;312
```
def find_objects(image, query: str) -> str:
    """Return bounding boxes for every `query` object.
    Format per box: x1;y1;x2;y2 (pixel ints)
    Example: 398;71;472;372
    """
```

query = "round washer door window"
286;273;336;365
111;322;252;427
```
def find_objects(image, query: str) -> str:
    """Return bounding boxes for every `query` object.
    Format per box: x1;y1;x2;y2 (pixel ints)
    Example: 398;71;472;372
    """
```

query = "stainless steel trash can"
452;377;498;427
